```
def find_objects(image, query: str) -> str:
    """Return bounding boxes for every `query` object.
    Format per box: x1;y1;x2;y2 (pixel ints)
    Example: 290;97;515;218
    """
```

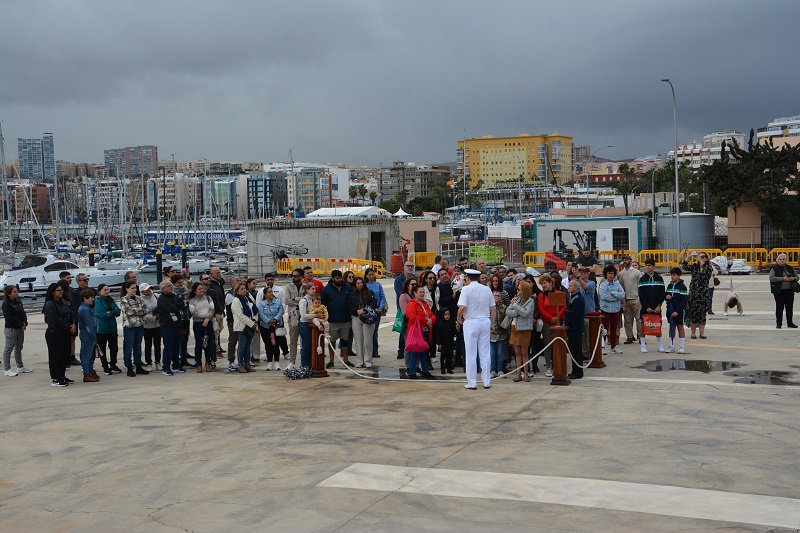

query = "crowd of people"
391;250;748;385
1;249;776;389
8;264;388;387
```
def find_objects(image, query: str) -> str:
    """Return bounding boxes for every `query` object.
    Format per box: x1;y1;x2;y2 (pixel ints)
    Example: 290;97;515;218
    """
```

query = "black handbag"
791;280;800;293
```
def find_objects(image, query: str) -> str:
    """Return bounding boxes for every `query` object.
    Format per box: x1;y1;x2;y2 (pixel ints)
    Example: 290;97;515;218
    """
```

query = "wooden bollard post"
311;330;329;378
588;313;606;369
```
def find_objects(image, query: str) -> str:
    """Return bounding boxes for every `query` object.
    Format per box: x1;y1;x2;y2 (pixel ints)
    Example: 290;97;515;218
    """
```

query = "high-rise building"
17;133;55;181
457;133;573;188
247;172;288;219
104;145;158;177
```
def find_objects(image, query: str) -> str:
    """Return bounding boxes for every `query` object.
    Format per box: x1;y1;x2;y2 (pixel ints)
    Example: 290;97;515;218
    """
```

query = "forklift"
544;228;596;272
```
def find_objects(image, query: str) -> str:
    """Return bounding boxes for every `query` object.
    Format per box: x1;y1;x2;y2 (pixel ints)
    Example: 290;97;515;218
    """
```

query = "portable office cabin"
528;216;650;253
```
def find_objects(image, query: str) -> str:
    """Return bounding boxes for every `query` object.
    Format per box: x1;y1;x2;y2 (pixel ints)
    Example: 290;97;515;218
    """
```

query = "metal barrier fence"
274;258;385;278
768;248;800;265
408;252;436;268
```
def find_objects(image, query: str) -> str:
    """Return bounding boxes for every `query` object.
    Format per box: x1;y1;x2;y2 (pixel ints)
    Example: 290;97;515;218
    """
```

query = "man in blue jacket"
321;270;353;368
565;280;586;379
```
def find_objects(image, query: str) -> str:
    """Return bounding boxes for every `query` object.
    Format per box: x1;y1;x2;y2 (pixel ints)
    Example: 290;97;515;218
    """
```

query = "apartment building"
457;133;573;187
377;161;451;203
105;145;159;178
667;130;744;170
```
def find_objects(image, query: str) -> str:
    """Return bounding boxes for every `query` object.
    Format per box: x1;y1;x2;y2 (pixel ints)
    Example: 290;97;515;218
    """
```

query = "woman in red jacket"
536;275;564;378
404;286;436;379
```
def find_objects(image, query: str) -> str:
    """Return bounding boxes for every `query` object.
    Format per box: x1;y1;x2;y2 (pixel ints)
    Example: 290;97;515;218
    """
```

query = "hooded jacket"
321;279;352;323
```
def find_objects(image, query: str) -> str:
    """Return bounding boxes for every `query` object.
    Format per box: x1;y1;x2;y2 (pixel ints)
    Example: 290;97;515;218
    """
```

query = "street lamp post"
159;166;166;245
661;79;681;252
585;145;614;218
652;154;660;241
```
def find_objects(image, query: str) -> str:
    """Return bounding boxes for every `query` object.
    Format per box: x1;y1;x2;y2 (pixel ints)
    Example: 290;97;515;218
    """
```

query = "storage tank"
656;213;714;250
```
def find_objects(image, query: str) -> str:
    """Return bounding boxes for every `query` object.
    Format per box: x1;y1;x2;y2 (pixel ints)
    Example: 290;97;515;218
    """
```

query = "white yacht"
0;255;129;294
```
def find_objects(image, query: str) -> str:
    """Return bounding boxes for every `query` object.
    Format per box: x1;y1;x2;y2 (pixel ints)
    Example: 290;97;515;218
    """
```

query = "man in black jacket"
205;267;226;355
565;280;586;379
321;270;353;368
157;279;187;375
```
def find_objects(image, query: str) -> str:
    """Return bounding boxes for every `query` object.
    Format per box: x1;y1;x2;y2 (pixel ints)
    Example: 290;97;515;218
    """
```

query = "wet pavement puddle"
633;359;743;373
723;370;800;386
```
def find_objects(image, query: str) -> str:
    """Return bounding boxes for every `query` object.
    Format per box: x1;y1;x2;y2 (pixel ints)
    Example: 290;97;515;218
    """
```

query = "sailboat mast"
0;121;10;259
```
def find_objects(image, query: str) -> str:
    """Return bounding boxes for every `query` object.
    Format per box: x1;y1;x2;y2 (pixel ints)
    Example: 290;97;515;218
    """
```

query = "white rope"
317;323;606;384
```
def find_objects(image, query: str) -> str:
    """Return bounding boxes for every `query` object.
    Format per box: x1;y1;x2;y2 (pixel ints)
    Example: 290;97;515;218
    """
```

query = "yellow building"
457;133;573;188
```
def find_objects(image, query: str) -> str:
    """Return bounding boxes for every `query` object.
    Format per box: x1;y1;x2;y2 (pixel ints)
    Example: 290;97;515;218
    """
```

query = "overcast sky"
1;0;798;167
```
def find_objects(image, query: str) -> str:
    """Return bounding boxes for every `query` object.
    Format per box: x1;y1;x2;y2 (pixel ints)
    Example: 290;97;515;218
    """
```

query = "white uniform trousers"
463;317;491;388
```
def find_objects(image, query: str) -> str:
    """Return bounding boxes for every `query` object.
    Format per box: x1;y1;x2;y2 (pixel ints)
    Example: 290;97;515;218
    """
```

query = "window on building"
413;231;427;253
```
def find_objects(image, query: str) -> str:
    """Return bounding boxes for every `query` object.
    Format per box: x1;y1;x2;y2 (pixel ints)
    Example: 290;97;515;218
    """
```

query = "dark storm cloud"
1;0;798;165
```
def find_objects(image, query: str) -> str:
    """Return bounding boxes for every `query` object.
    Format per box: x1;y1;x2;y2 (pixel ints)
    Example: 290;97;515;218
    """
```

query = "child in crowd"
664;267;687;354
434;308;456;375
308;294;329;334
722;279;744;317
490;292;509;377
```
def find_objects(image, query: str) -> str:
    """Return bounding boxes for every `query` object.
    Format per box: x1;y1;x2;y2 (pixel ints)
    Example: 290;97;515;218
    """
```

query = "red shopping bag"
642;314;662;336
405;319;430;352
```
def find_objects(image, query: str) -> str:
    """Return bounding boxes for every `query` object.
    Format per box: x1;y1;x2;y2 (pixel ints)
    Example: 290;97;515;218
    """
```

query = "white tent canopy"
306;206;384;218
394;208;411;217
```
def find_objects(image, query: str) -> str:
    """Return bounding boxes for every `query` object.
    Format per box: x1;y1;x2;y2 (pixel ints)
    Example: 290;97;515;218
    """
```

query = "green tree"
349;186;358;202
394;188;409;207
369;191;378;205
617;163;637;216
699;129;800;232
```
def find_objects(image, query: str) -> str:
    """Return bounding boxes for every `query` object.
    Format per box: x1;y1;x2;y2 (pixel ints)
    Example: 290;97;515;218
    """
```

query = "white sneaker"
723;312;728;317
611;347;622;355
657;346;666;353
431;357;438;364
286;363;296;371
265;362;272;371
641;346;649;353
665;345;675;353
274;363;281;371
365;362;373;368
4;369;18;377
490;371;497;378
677;347;685;354
545;367;554;378
17;366;33;373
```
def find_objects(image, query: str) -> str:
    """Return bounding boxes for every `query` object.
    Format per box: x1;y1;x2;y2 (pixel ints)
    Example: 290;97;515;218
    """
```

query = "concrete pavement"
1;273;799;532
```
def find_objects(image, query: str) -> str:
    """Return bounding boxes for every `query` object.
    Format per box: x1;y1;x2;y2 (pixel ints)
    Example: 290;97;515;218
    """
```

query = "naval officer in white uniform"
457;269;496;389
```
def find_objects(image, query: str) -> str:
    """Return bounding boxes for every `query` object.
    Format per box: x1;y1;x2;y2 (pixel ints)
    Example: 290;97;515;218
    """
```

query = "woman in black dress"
683;251;716;339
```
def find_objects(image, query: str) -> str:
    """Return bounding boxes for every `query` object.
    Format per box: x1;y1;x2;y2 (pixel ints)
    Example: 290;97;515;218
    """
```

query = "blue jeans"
490;339;505;373
161;328;181;371
298;322;312;367
123;326;144;368
79;331;96;376
407;351;429;376
237;328;254;367
193;322;216;365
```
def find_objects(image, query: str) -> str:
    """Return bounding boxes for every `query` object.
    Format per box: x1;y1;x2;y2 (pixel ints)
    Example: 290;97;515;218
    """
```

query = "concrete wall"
727;203;762;246
246;217;401;275
397;218;441;255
